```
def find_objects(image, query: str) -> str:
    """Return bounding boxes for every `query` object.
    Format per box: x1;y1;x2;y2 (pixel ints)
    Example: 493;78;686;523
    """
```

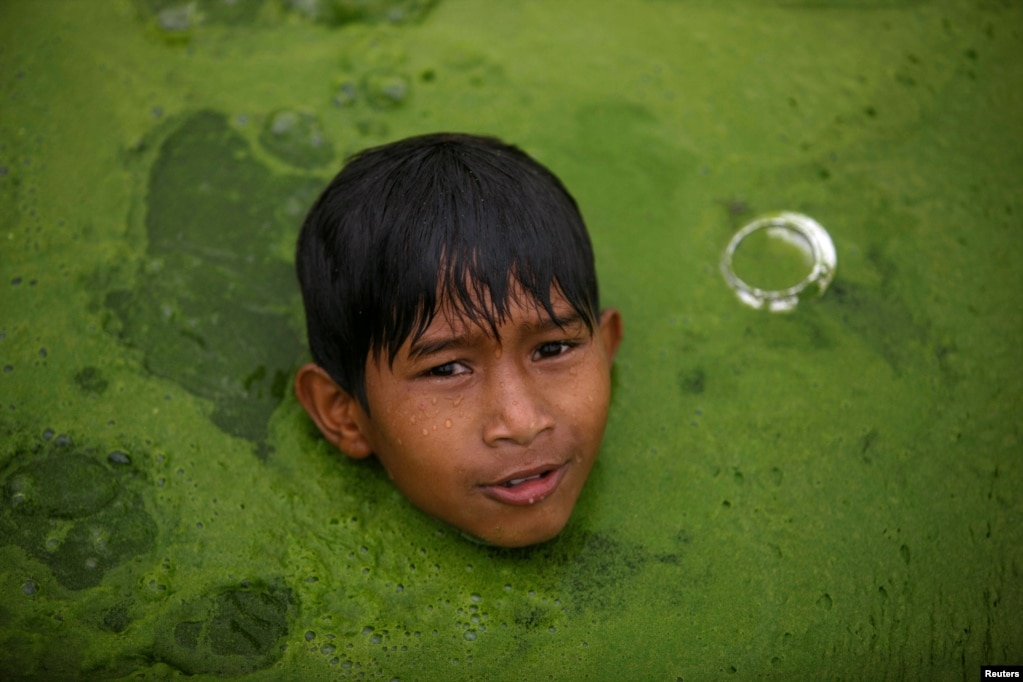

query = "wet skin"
296;292;623;547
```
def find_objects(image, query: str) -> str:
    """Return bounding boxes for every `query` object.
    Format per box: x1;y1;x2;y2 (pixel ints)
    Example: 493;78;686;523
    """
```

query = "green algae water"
2;0;1021;678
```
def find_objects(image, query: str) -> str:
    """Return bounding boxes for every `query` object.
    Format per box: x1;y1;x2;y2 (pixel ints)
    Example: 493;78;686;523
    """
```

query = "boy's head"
294;133;622;547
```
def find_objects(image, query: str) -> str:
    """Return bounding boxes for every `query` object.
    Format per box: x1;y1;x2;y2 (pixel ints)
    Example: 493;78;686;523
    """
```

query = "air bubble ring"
721;212;837;312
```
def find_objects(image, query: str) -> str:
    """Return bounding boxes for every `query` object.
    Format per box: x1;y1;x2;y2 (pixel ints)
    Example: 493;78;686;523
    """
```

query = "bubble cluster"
259;110;334;169
282;0;440;26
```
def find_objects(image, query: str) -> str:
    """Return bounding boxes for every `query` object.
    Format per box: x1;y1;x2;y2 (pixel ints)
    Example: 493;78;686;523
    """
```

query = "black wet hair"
296;132;600;410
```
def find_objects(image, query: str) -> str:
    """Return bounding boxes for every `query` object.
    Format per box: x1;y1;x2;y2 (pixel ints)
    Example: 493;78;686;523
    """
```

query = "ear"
598;308;624;361
293;363;374;459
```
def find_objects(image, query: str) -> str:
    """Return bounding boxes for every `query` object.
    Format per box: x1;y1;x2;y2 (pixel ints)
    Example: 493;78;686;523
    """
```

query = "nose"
482;366;555;447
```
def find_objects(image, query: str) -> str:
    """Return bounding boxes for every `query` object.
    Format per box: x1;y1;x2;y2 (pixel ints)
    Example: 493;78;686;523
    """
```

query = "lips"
480;462;569;506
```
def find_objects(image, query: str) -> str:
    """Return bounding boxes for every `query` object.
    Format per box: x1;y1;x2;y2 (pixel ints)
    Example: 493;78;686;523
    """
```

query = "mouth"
480;462;569;506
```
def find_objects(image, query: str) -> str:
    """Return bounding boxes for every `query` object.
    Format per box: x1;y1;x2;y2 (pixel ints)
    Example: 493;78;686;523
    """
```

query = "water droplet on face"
444;419;452;428
421;428;429;436
431;397;438;405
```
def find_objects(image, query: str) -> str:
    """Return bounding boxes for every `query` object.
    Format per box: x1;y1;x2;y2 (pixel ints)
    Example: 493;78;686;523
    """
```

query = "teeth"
502;473;544;488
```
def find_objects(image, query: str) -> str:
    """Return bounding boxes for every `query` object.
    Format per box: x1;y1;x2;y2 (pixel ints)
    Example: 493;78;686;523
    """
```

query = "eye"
534;341;574;360
422;361;469;378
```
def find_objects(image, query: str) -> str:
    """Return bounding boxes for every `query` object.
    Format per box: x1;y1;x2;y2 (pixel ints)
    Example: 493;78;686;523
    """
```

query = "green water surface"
1;0;1021;679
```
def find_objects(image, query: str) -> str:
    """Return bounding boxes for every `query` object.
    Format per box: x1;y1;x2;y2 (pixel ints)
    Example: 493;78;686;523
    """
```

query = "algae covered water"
1;0;1021;678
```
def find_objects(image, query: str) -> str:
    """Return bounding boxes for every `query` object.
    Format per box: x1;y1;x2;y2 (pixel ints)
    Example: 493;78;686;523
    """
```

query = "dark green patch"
0;440;157;590
491;531;646;613
821;278;927;375
106;110;317;447
4;449;116;519
561;533;645;611
155;582;294;675
100;602;133;634
74;366;108;396
175;621;203;649
677;368;706;395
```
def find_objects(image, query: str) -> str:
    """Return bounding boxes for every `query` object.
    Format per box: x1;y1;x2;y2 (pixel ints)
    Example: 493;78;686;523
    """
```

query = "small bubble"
320;643;336;655
22;580;38;595
470;593;481;603
3;365;12;373
305;630;316;641
463;631;477;641
42;428;54;439
10;277;22;286
38;348;47;358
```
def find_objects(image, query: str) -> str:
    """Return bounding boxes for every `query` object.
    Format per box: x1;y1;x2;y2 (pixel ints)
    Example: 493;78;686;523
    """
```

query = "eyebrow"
407;310;587;361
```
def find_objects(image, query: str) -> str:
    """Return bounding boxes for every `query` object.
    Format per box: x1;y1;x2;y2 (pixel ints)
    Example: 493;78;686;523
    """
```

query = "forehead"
421;285;579;340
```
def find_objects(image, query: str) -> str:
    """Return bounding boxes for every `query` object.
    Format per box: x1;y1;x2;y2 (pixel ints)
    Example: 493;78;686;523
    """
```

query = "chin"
469;516;570;549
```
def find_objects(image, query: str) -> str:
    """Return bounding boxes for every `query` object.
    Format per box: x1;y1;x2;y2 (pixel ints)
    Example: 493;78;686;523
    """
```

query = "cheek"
553;369;612;433
377;389;474;453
